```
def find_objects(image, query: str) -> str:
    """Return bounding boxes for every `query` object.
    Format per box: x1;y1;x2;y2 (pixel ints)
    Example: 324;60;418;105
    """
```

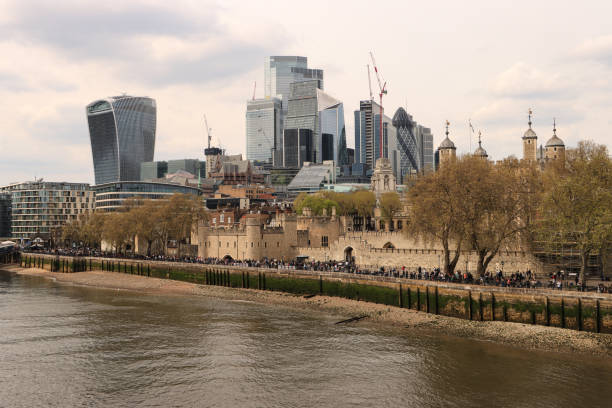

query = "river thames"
1;270;610;408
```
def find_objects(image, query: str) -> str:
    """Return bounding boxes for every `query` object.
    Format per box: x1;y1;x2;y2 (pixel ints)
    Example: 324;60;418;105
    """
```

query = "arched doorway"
383;242;395;249
223;255;233;263
344;247;354;263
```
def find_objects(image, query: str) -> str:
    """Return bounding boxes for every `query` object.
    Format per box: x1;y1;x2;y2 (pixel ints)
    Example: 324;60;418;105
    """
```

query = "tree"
379;192;401;222
405;158;466;276
538;141;612;285
459;156;542;276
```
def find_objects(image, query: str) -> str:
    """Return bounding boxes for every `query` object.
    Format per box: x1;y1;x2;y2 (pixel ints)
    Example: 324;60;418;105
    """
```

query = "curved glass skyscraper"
86;96;156;184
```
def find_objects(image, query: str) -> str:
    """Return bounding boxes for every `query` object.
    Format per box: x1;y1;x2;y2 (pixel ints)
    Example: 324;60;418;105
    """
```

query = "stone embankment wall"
298;232;543;275
13;254;612;334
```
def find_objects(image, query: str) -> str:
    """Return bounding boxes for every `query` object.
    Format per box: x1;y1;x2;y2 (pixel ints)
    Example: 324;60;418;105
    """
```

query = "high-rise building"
392;107;434;182
354;100;383;169
319;92;345;164
263;56;323;165
0;181;94;242
86;95;156;184
283;129;313;168
373;113;399;182
264;56;324;111
246;97;282;163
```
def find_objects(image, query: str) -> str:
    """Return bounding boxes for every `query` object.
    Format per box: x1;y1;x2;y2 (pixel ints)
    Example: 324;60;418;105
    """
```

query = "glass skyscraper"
264;56;324;111
246;97;282;163
319;94;345;165
391;107;434;182
86;95;156;184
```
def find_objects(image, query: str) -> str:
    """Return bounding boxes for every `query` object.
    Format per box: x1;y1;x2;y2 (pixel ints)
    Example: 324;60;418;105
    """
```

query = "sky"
0;0;611;185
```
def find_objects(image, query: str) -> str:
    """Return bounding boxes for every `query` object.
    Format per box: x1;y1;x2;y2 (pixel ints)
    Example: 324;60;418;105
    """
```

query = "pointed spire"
528;108;533;128
445;120;450;136
478;130;482;147
553;117;557;136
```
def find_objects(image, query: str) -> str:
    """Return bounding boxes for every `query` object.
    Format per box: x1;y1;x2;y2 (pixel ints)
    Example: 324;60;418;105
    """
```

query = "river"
1;270;610;408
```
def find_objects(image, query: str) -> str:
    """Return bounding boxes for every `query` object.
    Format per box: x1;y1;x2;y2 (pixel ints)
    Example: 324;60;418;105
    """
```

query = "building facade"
0;193;11;238
86;95;157;184
246;97;282;163
93;181;201;212
319;93;345;164
0;181;94;242
392;108;434;182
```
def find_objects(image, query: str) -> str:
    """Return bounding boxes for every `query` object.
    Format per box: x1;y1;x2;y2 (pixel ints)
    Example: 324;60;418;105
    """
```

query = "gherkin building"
392;107;419;179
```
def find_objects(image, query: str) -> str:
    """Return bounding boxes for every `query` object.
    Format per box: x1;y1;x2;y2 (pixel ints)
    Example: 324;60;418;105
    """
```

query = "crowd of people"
19;247;612;292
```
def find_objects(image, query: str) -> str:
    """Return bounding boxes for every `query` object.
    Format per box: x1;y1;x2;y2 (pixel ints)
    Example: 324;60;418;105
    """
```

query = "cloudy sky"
0;0;611;185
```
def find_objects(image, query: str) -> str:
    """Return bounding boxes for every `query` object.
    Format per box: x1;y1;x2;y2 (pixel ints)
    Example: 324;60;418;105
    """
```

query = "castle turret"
473;130;488;159
545;118;565;161
438;120;456;167
522;108;537;161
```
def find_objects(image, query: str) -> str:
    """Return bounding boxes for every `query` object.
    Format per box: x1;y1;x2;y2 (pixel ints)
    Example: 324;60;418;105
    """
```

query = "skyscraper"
319;92;345;164
391;107;434;182
354;100;382;168
86;95;156;185
264;56;324;111
263;56;323;165
246;97;282;163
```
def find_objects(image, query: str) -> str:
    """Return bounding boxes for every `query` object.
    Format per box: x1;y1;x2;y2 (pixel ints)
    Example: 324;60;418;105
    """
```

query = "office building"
319;92;345;164
391;107;434;183
0;181;94;242
141;159;205;182
354;100;383;168
263;56;324;163
0;193;11;238
283;129;313;168
264;56;324;111
86;95;156;184
284;81;344;165
93;181;201;212
246;97;282;163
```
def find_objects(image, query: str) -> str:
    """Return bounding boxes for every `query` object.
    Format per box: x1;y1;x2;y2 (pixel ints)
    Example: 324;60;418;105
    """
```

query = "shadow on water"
1;269;611;408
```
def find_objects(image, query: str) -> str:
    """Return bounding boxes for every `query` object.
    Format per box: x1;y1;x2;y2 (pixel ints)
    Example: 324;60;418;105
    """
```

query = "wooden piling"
561;298;566;329
398;284;403;308
596;300;601;334
479;293;483;321
545;297;550;326
417;287;421;311
491;293;495;321
434;286;439;314
468;291;473;320
425;287;430;313
577;298;583;331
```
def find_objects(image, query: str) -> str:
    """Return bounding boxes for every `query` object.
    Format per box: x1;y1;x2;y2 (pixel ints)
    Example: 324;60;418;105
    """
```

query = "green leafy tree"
539;141;612;284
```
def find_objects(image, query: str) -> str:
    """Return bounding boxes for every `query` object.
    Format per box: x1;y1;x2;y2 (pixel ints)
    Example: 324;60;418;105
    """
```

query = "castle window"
212;217;216;224
234;242;236;247
220;214;224;222
277;242;280;247
251;242;253;247
321;236;328;247
228;217;231;224
227;242;229;247
218;241;221;247
264;242;267;248
397;220;403;230
554;147;557;151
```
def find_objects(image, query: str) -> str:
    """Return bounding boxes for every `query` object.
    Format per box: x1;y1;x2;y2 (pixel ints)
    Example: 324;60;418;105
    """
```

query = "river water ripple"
0;271;610;408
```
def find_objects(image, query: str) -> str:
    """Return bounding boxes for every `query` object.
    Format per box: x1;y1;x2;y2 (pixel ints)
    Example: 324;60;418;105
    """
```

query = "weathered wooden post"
434;286;439;315
319;275;323;295
246;271;250;289
262;272;266;290
479;293;484;321
545;297;550;326
425;287;430;313
468;290;473;321
407;287;412;309
596;300;601;334
417;287;421;311
491;293;496;321
561;298;566;329
398;284;403;308
577;298;583;331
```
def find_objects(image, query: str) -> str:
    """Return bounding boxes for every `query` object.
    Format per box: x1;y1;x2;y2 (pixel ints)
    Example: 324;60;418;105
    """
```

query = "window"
251;242;253;247
212;217;216;224
397;220;403;230
227;217;231;224
218;241;221;247
277;242;280;247
264;242;267;248
321;236;328;247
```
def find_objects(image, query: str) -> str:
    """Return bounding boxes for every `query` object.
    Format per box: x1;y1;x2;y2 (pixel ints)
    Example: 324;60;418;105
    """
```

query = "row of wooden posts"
9;254;606;334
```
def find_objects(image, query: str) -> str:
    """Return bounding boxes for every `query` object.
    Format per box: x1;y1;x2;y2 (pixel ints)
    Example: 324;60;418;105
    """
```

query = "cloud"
0;71;31;92
573;34;612;66
1;1;285;87
489;62;570;99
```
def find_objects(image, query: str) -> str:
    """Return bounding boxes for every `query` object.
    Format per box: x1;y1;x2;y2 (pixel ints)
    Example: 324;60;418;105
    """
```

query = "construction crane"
367;64;373;101
252;81;256;100
204;114;212;149
370;51;387;159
